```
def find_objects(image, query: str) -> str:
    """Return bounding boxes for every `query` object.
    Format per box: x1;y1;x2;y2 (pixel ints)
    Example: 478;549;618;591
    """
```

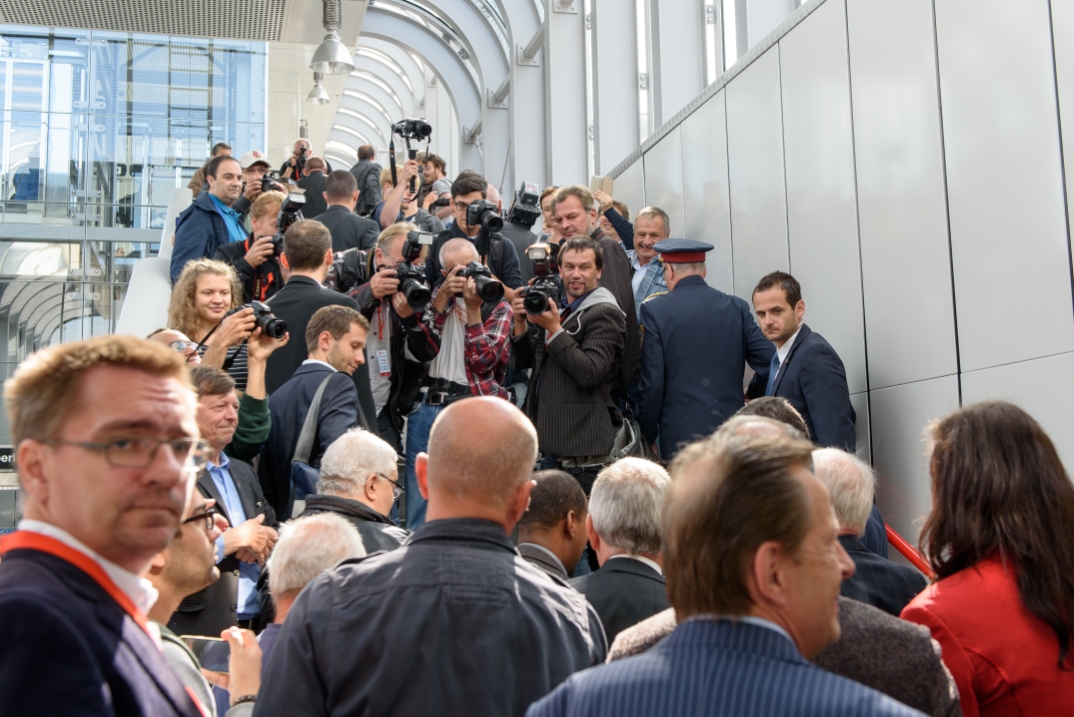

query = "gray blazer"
518;542;569;581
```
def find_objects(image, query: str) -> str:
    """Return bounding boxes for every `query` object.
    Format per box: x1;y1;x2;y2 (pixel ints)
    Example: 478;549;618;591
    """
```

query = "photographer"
375;159;444;234
404;238;514;529
325;222;439;450
501;182;543;284
231;150;285;225
215;190;286;303
419;152;453;220
424;171;524;293
295;156;328;218
280;138;312;181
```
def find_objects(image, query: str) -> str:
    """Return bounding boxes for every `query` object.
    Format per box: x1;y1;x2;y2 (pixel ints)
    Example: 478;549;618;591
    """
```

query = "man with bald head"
258;397;606;717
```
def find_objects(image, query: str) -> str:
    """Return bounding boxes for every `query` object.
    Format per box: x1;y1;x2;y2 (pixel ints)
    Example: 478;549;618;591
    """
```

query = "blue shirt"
209;453;261;618
209;194;247;245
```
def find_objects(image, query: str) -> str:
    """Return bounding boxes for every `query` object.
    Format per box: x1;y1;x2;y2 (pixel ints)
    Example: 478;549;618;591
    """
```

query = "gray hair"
317;428;398;497
811;448;876;535
635;206;671;236
590;457;671;555
266;513;366;598
439;237;478;268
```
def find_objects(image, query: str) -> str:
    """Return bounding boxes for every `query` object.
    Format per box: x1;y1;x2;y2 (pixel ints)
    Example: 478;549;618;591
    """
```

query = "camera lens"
524;289;549;314
484;212;504;233
473;274;504;303
401;279;431;310
257;313;287;339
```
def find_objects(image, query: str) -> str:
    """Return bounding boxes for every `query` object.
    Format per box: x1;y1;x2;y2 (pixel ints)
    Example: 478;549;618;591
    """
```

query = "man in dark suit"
265;220;377;430
813;448;928;616
516;469;590;581
169;366;277;637
295;156;329;218
569;458;671;642
259;305;369;520
528;429;920;717
315;170;381;252
0;335;206;716
638;239;774;460
511;237;626;494
753;270;857;451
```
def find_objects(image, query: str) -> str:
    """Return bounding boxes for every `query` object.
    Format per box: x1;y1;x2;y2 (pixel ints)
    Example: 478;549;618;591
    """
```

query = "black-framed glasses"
377;473;403;500
183;506;218;532
42;436;213;470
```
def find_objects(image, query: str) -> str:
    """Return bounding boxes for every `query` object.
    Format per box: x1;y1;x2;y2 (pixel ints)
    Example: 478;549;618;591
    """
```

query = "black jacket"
169;460;276;638
349;159;383;216
255;518;607;717
315;204;381;253
570;557;669;643
296;171;328;218
838;535;928;617
214;234;285;303
299;494;408;553
591;227;640;390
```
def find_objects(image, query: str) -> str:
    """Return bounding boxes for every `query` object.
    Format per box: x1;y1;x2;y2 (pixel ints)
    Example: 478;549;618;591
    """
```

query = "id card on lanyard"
376;303;391;377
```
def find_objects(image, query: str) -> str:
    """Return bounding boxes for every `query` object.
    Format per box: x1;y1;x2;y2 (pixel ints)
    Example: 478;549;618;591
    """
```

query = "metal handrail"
886;524;935;580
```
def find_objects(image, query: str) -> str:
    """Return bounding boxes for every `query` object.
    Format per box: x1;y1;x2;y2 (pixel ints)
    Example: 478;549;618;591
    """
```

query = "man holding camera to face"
326;222;439;450
214;190;287;303
280;138;312;182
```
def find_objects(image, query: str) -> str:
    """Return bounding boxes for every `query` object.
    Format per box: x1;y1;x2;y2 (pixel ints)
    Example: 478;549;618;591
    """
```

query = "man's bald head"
424;397;538;513
487;183;502;211
439;237;479;271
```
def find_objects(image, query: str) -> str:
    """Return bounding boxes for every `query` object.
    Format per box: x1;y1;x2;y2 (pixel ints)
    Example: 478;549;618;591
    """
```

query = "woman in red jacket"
901;401;1074;717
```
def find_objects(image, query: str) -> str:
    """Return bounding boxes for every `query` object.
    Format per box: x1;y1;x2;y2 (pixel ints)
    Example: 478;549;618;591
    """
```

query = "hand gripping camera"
457;262;504;303
390;118;433;194
270;192;306;257
225;301;287;339
394;231;435;310
519;243;562;314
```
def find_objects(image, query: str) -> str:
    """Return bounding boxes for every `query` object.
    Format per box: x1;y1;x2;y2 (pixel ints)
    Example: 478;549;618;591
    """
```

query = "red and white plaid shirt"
423;286;514;400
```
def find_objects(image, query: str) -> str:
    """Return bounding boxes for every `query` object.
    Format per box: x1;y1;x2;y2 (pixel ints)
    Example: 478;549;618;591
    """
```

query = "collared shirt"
423;286;513;400
208;453;261;618
18;519;158;616
519;542;568;577
208;194;247;245
301;358;337;372
775;324;804;368
608;553;663;576
547;289;594;344
687;613;794;645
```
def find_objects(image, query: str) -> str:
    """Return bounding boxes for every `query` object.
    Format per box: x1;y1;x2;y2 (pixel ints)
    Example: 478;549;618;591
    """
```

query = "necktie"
765;352;781;396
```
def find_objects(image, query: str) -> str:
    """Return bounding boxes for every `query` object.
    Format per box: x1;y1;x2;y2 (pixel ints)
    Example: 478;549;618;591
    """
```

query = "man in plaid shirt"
404;238;514;528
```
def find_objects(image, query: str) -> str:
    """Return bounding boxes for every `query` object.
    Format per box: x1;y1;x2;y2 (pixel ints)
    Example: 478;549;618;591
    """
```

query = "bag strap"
293;374;335;464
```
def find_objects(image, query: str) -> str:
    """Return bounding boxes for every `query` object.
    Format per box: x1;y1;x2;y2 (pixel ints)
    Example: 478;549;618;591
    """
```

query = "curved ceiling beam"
406;0;509;87
337;95;394;145
344;76;406;124
349;66;413;117
356;42;426;104
334;109;386;144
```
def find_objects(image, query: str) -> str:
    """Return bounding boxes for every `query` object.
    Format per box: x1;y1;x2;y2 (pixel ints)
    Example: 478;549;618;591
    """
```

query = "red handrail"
886;524;935;580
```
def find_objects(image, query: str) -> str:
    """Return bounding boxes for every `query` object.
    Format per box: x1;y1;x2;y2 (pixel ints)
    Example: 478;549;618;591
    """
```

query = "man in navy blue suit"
752;271;856;451
0;335;209;716
637;239;774;460
527;430;923;717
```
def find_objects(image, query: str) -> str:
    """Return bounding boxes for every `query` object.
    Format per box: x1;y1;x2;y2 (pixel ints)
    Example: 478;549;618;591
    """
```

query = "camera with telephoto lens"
225;300;287;339
507;181;542;229
466;199;504;234
296;146;308;171
261;169;282;194
392;118;433;140
394;230;435;310
457;261;504;302
270;192;306;257
520;243;562;314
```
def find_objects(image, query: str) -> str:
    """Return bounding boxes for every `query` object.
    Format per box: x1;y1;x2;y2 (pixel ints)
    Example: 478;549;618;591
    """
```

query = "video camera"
395;230;435;310
507;181;542;229
519;243;562;314
390;118;433;194
225;301;287;339
457;261;504;303
271;192;306;257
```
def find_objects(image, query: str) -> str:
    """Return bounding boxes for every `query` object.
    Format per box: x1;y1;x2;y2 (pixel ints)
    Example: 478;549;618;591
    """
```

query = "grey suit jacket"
608;598;961;717
518;543;569;581
570;557;669;643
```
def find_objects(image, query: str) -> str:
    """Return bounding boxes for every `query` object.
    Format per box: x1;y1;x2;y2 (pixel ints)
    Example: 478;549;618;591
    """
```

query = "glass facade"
0;25;266;445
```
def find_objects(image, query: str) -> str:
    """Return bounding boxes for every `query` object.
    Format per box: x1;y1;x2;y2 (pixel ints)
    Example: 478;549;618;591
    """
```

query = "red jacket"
901;556;1074;717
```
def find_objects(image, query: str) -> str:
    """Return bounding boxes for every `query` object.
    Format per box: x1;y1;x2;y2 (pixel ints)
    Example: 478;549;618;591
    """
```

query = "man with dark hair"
169;366;277;637
517;470;589;581
188;142;231;196
419;151;453;219
316;170;381;252
374;161;445;234
296;156;329;219
423;170;524;291
171;155;247;282
638;239;774;460
528;431;923;717
511;237;626;495
349;144;383;216
259;305;370;520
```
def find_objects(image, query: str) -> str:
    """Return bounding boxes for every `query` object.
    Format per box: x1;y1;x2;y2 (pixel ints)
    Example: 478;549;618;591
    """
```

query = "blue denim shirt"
628;250;668;320
208;453;261;618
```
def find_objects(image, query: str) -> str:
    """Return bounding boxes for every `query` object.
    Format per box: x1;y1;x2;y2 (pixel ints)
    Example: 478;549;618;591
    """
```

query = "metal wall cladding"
1053;0;1074;247
681;91;734;294
935;0;1074;372
779;0;867;395
850;391;871;463
846;0;958;390
642;125;685;239
725;46;790;304
615;160;646;229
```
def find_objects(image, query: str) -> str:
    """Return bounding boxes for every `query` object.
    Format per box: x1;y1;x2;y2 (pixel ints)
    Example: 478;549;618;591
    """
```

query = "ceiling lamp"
307;73;330;104
310;0;355;74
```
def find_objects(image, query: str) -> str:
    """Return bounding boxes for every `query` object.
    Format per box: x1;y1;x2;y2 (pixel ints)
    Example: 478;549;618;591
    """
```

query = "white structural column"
545;0;589;184
735;0;797;55
592;0;640;174
503;0;547;189
649;0;707;127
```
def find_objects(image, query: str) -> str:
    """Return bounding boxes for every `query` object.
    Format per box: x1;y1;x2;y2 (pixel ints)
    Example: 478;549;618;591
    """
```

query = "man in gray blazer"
315;170;382;252
516;470;590;581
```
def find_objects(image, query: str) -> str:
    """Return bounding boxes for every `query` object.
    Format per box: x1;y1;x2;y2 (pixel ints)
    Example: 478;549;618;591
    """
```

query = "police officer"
636;239;775;460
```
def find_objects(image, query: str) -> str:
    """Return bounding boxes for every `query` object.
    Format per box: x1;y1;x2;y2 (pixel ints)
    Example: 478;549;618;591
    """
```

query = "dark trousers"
377;406;401;453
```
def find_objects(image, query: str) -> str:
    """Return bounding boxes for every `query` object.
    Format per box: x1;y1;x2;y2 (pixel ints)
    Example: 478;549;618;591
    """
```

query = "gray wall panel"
1050;0;1074;249
850;391;871;463
960;352;1074;469
870;375;961;547
936;0;1074;371
615;160;646;227
681;91;734;293
779;0;867;395
725;47;790;303
847;0;958;389
642;126;686;237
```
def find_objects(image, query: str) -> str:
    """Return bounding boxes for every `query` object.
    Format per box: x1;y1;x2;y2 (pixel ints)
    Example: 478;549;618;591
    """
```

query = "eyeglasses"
169;340;198;352
182;506;218;532
43;436;213;470
377;473;403;500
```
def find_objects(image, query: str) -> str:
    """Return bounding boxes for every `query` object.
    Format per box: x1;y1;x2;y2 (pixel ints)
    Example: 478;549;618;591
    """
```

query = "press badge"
375;348;391;376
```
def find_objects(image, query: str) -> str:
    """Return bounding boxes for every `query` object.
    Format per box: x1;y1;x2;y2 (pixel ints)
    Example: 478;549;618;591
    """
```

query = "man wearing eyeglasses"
0;335;210;716
168;366;278;639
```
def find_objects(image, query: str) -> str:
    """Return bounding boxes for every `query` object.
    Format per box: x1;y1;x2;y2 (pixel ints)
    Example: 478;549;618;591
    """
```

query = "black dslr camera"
507;181;542;229
270;192;306;257
261;170;283;194
391;118;433;140
520;243;562;314
394;230;435;310
296;145;308;172
457;261;504;303
466;199;504;234
226;301;287;339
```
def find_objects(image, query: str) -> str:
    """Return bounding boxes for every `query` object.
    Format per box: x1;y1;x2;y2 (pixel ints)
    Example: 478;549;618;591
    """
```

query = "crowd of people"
0;139;1071;717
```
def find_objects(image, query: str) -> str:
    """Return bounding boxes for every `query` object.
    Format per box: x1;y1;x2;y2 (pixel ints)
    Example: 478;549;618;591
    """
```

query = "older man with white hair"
569;457;671;642
811;449;928;617
298;428;408;552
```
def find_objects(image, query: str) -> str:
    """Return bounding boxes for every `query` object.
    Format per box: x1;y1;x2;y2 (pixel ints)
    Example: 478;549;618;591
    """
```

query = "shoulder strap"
293;374;335;464
490;233;505;279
